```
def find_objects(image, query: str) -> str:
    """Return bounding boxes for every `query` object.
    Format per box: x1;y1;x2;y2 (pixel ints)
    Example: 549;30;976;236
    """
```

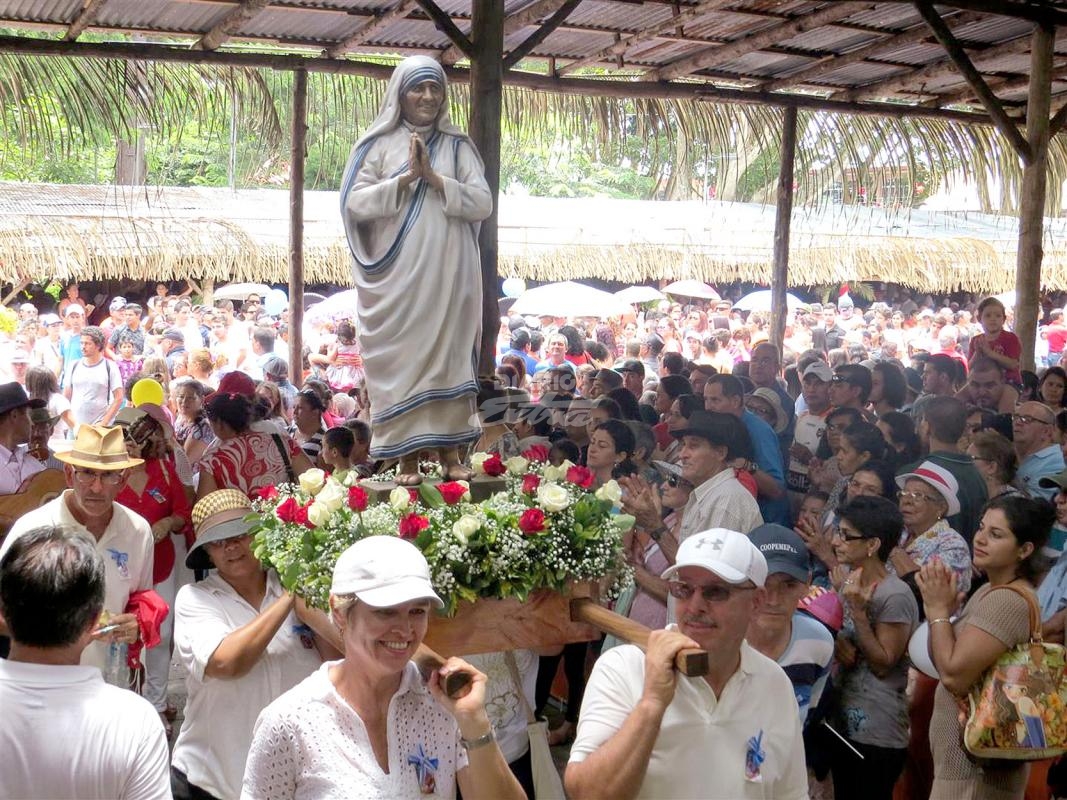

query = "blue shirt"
497;347;539;376
59;333;82;388
778;612;835;728
743;409;790;526
1038;549;1067;620
1017;444;1065;501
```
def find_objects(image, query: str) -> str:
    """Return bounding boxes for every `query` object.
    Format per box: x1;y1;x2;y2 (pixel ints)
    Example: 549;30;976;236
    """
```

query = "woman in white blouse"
241;536;525;800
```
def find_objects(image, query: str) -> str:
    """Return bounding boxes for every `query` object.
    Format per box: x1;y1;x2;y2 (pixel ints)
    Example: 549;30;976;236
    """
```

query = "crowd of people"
3;279;1067;798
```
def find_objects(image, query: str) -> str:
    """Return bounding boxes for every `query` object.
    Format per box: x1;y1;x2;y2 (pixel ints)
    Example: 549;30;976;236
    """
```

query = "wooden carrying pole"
413;644;471;698
571;598;709;677
770;106;798;354
288;68;307;386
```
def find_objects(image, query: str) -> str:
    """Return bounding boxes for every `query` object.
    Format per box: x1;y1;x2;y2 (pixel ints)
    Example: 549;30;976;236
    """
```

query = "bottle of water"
102;641;129;689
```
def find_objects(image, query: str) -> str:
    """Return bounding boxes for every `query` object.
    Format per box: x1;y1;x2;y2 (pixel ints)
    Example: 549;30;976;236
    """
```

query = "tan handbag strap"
988;583;1042;641
504;651;537;726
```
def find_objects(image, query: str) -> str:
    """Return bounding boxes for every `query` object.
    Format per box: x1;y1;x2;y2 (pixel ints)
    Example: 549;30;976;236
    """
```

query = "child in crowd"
321;422;374;480
324;320;364;393
968;296;1022;385
115;338;143;385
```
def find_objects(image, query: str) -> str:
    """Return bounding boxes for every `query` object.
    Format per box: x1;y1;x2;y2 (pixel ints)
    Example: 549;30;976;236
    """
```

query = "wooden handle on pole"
570;598;708;677
413;643;472;698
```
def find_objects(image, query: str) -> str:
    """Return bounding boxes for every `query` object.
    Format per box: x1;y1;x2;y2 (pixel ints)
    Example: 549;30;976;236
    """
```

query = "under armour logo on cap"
662;528;768;587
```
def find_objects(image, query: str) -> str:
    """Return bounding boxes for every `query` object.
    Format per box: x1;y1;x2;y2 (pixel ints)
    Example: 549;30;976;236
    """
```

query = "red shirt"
116;457;192;584
968;330;1022;384
1048;323;1067;354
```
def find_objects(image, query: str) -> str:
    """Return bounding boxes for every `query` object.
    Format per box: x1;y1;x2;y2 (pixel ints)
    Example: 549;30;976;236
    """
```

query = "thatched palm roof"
0;181;1052;293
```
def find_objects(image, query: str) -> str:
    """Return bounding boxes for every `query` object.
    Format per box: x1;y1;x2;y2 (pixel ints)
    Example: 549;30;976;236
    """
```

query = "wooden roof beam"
64;0;110;42
760;9;985;92
557;0;737;76
844;0;1067;27
1051;101;1067;138
930;61;1067;107
194;0;270;51
652;2;879;82
413;0;472;60
503;0;584;70
325;0;418;59
914;0;1031;162
841;32;1037;102
443;0;573;64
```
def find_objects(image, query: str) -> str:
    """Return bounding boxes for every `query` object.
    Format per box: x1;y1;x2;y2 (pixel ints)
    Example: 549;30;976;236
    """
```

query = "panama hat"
186;489;255;570
54;425;143;471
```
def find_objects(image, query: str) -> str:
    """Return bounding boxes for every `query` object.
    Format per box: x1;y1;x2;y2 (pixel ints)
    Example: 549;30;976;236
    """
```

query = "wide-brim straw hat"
186;489;254;571
54;425;144;471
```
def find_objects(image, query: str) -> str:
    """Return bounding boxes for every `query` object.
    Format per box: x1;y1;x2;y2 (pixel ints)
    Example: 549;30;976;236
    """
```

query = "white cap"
896;460;961;516
331;536;443;608
802;361;833;382
661;528;768;587
63;303;85;317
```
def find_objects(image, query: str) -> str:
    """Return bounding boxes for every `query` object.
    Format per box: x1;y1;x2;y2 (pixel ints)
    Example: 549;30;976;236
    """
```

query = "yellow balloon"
130;378;165;407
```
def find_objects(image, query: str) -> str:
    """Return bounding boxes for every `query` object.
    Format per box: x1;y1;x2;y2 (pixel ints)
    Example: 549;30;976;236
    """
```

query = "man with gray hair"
0;527;169;799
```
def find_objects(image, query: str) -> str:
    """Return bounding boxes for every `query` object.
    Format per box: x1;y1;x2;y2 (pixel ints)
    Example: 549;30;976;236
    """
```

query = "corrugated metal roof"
0;0;1060;121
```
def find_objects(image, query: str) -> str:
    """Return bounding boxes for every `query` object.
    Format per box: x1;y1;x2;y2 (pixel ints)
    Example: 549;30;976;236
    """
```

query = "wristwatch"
649;525;667;542
460;729;496;751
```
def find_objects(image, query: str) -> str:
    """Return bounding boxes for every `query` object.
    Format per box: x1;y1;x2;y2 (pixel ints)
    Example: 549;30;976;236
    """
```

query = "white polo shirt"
569;639;808;799
171;571;322;800
0;659;170;800
1;492;153;672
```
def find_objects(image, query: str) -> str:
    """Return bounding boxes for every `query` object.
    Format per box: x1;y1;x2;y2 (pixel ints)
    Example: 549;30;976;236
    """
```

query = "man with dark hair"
245;325;280;381
107;302;146;357
659;351;686;378
704;374;790;526
903;395;987;542
65;326;124;427
0;527;169;798
749;342;797;453
829;363;872;411
617;359;646;398
159;328;186;375
958;357;1019;414
639;334;664;376
910;353;960;421
498;328;538;375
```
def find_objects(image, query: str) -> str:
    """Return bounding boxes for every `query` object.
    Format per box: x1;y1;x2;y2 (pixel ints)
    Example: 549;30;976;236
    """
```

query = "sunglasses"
667;581;754;603
664;474;690;489
830;375;852;385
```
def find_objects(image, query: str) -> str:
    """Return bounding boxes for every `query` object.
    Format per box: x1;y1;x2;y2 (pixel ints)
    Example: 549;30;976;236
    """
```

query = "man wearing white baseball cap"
243;535;524;800
566;528;807;799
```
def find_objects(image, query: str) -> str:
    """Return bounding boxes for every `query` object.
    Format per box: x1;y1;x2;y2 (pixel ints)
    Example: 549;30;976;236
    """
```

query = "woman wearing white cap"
242;536;525;800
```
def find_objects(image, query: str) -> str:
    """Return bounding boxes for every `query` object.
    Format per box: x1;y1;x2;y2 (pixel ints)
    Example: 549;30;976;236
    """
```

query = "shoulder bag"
504;651;566;800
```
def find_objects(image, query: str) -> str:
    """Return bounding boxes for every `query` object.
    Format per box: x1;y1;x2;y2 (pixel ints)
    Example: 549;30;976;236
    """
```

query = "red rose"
347;485;369;512
255;485;280;502
521;474;541;495
437;481;468;505
483;454;506;477
408;488;420;504
566;465;595;489
522;444;550;463
518;508;546;535
398;513;431;540
294;502;313;529
275;496;298;523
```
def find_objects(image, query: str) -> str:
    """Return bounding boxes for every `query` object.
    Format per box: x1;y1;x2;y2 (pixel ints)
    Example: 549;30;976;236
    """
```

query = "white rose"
544;459;574;483
342;470;362;487
298;468;327;495
470;452;489;475
537;483;571;513
307;501;332;527
316;480;347;513
595;480;623;504
452;514;481;543
505;456;529;475
389;486;411;510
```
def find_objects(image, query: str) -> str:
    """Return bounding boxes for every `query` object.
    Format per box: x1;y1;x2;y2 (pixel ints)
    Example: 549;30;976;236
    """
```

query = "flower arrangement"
249;446;634;614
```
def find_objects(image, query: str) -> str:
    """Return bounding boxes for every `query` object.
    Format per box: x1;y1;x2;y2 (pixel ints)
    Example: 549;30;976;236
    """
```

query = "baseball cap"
10;350;29;365
661;528;768;587
1039;467;1067;493
748;524;810;582
617;359;645;376
802;361;833;382
651;459;684;481
40;313;61;326
161;328;185;343
331;536;444;608
18;303;35;313
109;297;127;312
63;304;85;317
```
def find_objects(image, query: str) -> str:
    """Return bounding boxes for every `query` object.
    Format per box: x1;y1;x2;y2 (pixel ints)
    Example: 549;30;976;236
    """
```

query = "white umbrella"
662;279;721;300
731;289;807;312
996;290;1016;307
510;281;631;319
615;286;666;304
304;288;359;325
214;282;271;302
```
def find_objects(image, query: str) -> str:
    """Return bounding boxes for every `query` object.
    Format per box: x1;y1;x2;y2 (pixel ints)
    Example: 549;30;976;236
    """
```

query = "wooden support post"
1015;24;1054;372
468;2;504;377
202;276;214;306
770;106;798;355
288;68;308;387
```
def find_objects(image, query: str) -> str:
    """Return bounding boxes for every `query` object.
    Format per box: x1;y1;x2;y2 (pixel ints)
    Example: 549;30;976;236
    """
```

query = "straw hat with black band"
54;425;143;471
186;489;254;570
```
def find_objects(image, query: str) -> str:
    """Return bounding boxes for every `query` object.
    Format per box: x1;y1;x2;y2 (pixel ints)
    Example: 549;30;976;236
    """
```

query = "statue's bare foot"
396;455;422;486
444;463;473;482
396;472;423;486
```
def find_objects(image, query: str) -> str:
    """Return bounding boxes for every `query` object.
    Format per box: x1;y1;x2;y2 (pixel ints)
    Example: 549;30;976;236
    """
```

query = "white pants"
143;536;191;712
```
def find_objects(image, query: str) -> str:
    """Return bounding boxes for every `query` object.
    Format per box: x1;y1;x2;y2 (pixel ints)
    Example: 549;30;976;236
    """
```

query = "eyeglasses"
1012;413;1053;426
205;532;252;549
664;475;691;489
667;581;754;603
831;526;867;542
824;422;848;433
830;375;852;385
72;469;125;486
847;478;883;496
899;490;941;504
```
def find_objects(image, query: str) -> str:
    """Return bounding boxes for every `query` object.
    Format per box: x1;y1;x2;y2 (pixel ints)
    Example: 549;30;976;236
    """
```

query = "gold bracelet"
929;617;952;626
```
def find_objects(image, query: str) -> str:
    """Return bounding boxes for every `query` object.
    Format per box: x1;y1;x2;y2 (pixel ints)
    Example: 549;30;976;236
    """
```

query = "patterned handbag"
963;585;1067;760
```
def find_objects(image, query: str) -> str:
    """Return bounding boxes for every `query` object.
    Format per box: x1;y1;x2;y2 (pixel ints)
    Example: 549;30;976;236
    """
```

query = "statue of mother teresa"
340;56;492;485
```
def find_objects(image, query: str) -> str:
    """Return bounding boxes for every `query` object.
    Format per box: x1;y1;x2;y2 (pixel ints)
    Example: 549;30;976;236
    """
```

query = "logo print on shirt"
407;743;439;794
745;729;765;782
107;548;130;579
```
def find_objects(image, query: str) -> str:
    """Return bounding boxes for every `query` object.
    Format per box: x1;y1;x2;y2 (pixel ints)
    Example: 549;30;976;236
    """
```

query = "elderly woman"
340;55;491;485
828;495;920;799
197;392;314;500
171;490;331;800
242;536;524;799
918;496;1053;799
967;429;1020;502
